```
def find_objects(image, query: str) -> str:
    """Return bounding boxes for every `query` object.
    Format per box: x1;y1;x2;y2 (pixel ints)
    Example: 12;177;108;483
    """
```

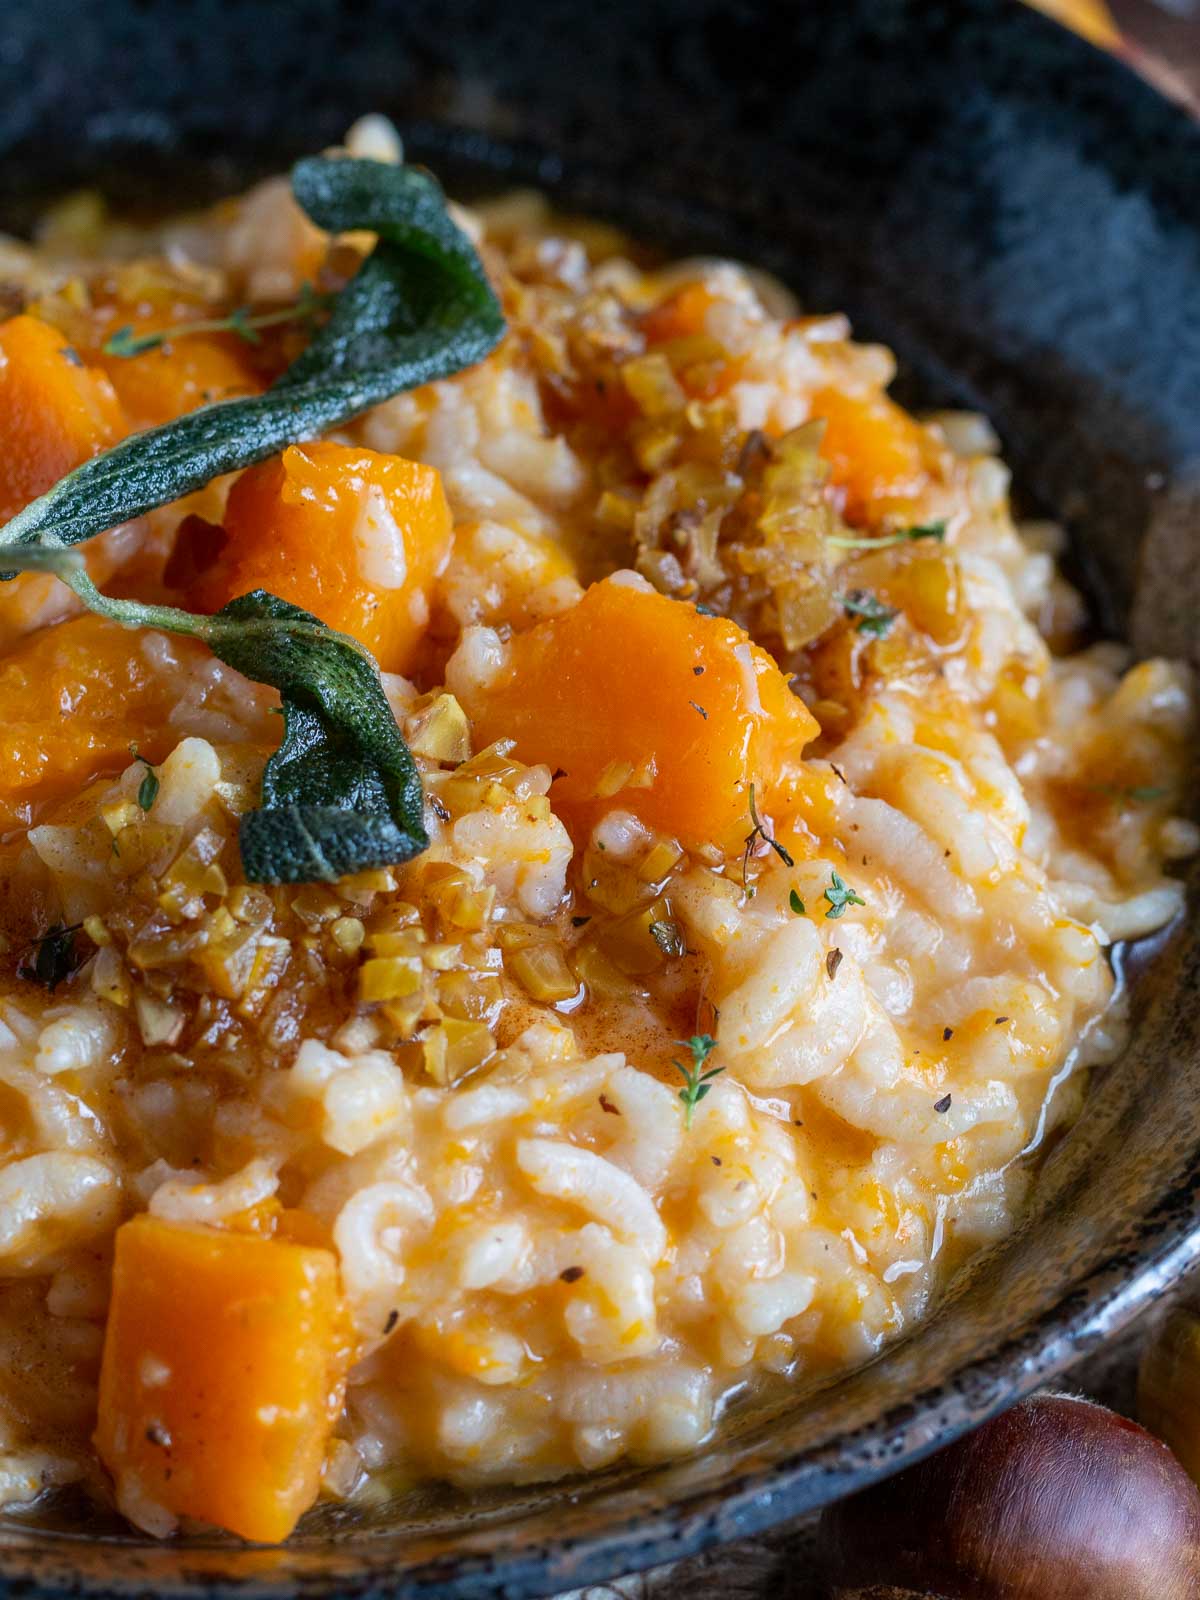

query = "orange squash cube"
0;314;126;524
810;386;935;528
96;330;261;430
459;577;817;853
640;282;718;345
95;1215;348;1544
193;441;453;673
0;615;216;830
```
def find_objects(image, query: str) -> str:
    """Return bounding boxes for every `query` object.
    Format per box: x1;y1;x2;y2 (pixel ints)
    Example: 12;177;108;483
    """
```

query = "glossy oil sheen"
0;0;1196;1595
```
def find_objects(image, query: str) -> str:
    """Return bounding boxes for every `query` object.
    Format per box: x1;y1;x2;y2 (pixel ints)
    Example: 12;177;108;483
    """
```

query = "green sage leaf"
0;155;504;569
213;591;427;883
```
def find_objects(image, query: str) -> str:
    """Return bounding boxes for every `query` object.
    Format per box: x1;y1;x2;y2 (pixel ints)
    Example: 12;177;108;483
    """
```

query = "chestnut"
817;1393;1200;1598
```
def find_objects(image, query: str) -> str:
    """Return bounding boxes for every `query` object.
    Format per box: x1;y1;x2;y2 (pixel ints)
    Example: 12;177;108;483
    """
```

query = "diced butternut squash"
640;282;718;345
810;386;935;527
36;279;269;430
0;315;126;524
192;442;453;673
95;1215;349;1545
96;329;261;431
459;577;817;852
0;535;130;655
0;614;215;830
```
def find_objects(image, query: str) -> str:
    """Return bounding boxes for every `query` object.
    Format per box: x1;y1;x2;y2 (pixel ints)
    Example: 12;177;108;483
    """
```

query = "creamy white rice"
0;132;1193;1535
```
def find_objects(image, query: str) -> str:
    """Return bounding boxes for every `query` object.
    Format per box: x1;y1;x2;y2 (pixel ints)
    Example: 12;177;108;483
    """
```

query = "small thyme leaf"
823;869;866;920
673;1034;722;1130
649;919;686;959
789;888;806;915
102;286;338;360
129;744;159;812
837;588;898;638
826;520;947;552
17;923;86;991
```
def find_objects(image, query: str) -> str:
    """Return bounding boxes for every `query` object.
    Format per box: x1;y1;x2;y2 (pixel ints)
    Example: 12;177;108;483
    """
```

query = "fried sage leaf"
0;154;504;566
215;590;427;883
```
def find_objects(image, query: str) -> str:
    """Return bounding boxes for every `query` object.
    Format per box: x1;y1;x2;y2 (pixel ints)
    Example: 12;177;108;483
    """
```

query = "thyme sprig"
742;782;794;893
103;284;335;359
826;520;947;552
673;1034;722;1129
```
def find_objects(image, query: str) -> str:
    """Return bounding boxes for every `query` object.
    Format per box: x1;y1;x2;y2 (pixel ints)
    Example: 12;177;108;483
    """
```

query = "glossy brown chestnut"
817;1393;1200;1599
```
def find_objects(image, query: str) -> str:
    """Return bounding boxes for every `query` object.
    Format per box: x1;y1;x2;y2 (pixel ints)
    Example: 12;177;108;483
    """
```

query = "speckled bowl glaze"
0;1;1197;1595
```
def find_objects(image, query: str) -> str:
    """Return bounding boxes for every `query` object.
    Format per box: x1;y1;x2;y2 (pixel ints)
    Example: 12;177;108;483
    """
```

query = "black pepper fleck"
934;1093;952;1114
943;1026;954;1041
560;1265;585;1283
826;948;843;980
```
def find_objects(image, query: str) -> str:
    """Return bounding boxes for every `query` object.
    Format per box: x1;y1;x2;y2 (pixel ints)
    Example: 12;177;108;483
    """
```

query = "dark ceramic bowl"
1;1;1198;1595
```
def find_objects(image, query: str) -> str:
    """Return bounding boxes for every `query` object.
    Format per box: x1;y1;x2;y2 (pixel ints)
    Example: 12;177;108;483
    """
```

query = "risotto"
0;119;1193;1543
